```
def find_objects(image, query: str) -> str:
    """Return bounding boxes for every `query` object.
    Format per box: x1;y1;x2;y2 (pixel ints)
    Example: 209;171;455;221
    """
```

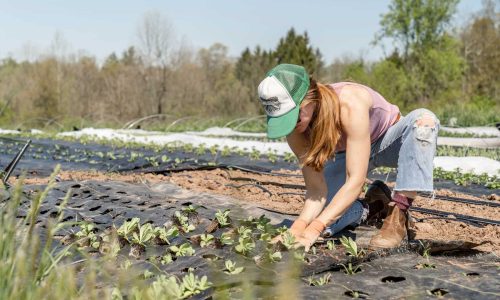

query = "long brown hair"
300;78;342;171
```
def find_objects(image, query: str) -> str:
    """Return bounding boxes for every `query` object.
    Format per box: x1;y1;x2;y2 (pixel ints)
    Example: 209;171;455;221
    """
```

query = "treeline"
0;0;498;129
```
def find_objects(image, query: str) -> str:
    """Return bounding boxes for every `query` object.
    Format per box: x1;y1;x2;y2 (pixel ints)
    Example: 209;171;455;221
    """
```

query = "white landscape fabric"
53;127;500;176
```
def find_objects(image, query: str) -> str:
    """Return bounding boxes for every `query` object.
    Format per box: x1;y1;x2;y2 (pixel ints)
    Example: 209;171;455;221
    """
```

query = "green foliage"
223;260;244;275
200;233;214;248
234;237;255;256
339;236;364;258
169;243;195;257
274;28;323;77
214;209;231;227
131;223;155;246
307;273;331;286
341;263;362;275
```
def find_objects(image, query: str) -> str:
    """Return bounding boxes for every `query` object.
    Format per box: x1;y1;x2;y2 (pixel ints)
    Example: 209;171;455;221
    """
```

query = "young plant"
341;263;362;275
340;236;364;258
215;209;231;227
220;231;235;245
117;217;140;239
223;260;244;275
169;243;195;257
153;226;179;245
180;273;211;298
200;233;214;248
131;223;155;246
264;249;282;263
174;211;195;233
307;273;332;286
234;237;255;256
128;223;154;258
237;225;252;239
281;231;296;250
160;253;174;265
327;240;335;251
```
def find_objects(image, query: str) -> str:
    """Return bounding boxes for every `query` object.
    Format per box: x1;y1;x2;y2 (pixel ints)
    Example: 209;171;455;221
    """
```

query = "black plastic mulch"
7;179;499;299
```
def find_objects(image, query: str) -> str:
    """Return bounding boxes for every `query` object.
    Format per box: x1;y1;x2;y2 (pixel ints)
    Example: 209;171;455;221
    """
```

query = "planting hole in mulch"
381;276;406;283
344;290;370;299
428;288;449;297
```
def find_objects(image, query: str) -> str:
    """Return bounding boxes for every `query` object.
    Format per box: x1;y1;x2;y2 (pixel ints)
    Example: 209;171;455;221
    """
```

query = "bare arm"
315;86;371;226
286;130;327;223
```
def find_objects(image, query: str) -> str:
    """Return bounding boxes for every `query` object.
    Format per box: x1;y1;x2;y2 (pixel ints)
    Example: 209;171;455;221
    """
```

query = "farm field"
1;127;499;299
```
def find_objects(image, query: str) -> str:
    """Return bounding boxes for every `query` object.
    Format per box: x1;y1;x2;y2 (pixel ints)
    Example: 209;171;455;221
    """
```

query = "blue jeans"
323;108;440;235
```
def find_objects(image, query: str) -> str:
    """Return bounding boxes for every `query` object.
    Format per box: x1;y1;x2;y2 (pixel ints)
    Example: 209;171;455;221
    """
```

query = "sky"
0;0;484;64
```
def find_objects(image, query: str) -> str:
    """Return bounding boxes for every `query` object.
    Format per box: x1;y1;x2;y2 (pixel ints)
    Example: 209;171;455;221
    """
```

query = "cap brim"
266;105;300;139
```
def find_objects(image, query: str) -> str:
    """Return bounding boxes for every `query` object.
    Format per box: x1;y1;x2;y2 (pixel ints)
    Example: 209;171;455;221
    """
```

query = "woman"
258;64;439;250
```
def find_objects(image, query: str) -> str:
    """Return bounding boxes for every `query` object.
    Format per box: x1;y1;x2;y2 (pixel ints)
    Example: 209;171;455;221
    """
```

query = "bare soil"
12;168;500;253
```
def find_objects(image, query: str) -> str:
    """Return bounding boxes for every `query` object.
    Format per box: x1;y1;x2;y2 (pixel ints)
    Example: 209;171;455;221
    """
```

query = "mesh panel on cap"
268;64;309;105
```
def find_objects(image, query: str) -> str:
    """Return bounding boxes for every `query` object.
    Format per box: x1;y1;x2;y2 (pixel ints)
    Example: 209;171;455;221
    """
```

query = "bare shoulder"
337;84;372;109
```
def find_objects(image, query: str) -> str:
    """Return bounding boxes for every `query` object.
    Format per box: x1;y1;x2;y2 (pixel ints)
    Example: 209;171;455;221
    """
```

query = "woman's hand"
293;219;326;252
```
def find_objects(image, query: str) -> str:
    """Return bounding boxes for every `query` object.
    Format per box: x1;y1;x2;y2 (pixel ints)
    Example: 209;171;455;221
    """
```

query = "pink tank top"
331;82;400;152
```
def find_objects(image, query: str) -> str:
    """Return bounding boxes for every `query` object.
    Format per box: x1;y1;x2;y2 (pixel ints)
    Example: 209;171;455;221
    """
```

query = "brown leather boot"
363;180;391;224
369;203;407;249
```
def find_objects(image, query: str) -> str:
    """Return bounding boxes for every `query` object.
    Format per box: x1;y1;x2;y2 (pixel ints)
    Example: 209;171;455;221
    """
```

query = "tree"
137;11;176;115
460;0;500;100
374;0;463;105
274;28;323;77
375;0;460;59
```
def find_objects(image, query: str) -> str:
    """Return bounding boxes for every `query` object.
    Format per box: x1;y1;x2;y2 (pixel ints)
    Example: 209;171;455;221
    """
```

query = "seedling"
169;243;195;257
327;240;335;251
153;226;179;245
267;150;277;164
195;143;207;155
130;223;155;258
173;211;195;233
160;253;173;265
234;237;255;255
293;250;306;262
223;260;244;275
221;146;231;157
307;273;331;286
281;231;296;250
263;249;282;263
200;233;214;247
237;225;252;239
209;145;218;156
180;273;211;298
220;232;235;245
118;218;140;239
341;263;362;275
249;148;260;160
214;209;231;227
340;236;364;258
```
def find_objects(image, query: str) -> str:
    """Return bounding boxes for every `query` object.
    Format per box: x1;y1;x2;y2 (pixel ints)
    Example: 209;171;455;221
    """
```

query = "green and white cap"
258;64;310;139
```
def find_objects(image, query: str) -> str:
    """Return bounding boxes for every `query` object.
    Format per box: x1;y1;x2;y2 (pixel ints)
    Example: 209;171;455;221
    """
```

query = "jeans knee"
409;108;439;146
408;109;439;146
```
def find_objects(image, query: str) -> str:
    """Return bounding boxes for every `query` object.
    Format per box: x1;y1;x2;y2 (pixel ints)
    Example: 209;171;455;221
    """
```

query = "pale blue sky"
0;0;483;63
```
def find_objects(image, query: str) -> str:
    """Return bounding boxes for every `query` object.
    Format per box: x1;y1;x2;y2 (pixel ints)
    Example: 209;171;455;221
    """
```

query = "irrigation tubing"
409;207;500;226
419;193;500;208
